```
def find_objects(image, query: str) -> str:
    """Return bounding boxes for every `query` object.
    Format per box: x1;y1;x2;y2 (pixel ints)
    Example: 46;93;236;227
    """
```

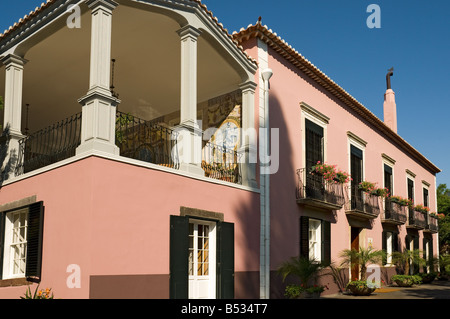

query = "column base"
76;139;120;156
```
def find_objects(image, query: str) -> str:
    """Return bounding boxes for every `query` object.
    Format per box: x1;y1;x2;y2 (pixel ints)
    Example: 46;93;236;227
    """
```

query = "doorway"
350;227;361;280
188;220;217;299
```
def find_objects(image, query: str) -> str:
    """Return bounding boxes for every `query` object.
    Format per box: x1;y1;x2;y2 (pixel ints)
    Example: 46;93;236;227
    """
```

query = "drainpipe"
261;68;273;299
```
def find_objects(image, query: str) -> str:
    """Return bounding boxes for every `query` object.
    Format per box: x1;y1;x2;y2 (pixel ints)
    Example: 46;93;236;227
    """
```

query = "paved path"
322;279;450;299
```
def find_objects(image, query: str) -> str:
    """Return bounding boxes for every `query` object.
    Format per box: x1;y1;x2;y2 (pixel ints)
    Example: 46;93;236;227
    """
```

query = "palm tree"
277;256;327;287
339;247;385;280
391;249;425;275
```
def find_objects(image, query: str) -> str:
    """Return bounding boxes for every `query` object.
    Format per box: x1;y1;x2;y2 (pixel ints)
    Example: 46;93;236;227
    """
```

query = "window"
0;202;44;281
308;219;321;262
300;217;331;264
384;164;393;195
170;215;234;299
423;187;429;208
350;145;363;209
382;231;398;265
305;119;324;172
407;177;415;203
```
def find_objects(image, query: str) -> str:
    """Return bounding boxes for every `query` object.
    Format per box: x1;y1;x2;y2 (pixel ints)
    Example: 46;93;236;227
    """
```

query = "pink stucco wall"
245;41;438;281
0;156;260;299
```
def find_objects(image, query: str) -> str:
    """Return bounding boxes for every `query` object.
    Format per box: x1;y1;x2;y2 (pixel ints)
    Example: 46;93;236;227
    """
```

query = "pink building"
0;1;440;299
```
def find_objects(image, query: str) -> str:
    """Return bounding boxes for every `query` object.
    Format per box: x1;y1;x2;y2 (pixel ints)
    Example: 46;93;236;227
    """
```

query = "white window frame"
308;218;322;263
347;132;367;201
386;231;393;265
2;207;29;279
300;102;329;169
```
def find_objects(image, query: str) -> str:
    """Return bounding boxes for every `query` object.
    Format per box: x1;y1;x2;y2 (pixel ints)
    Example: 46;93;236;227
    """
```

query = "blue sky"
1;0;449;187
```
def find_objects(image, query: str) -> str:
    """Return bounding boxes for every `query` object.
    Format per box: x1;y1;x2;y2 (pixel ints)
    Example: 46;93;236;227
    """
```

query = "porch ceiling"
0;2;243;133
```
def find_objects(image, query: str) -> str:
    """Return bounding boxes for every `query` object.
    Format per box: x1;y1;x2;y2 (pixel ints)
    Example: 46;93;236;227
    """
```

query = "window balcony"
381;198;407;225
424;215;439;233
345;192;381;220
406;209;427;230
296;168;346;210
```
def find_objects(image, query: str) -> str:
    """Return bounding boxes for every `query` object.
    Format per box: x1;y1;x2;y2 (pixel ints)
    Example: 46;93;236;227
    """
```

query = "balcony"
13;111;245;185
202;142;241;184
296;168;346;210
406;209;427;230
381;198;408;225
345;192;381;220
115;111;179;169
15;113;82;176
424;215;439;233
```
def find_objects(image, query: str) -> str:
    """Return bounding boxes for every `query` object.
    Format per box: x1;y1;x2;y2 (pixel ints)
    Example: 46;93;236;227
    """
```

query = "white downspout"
261;68;273;299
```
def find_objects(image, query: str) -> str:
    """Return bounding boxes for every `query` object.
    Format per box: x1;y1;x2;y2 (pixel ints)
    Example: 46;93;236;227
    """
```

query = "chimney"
383;67;397;133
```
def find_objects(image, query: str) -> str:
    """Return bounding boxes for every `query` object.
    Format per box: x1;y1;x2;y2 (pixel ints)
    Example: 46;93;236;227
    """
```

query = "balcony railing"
381;198;407;225
345;191;381;219
424;215;439;233
296;168;346;210
406;209;427;229
115;111;179;169
15;112;82;176
201;142;241;184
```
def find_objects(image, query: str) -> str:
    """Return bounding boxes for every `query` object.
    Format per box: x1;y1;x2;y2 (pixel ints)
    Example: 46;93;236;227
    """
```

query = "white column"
176;25;204;175
239;80;258;188
76;0;120;156
1;54;27;177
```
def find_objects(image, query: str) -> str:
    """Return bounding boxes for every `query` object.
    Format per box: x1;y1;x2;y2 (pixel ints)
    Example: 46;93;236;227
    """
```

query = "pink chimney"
383;67;397;133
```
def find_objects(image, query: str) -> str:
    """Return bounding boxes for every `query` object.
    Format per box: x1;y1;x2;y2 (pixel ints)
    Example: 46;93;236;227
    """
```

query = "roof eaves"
232;22;441;174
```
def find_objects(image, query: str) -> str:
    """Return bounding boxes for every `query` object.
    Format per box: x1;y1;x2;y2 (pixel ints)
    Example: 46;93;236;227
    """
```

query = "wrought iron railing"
115;111;179;169
407;209;427;229
296;168;346;208
201;142;241;184
425;215;439;232
345;190;381;218
15;113;82;176
382;198;407;224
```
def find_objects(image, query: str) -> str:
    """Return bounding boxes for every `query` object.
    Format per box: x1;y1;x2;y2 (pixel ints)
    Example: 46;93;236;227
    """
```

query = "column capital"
1;54;28;67
86;0;119;13
239;80;257;93
177;25;202;40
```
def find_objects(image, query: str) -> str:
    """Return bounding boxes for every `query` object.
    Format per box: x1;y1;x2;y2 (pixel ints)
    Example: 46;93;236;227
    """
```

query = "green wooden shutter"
0;213;5;280
393;232;399;252
217;221;234;299
382;231;387;265
299;217;309;258
169;215;189;299
321;220;331;265
26;202;45;281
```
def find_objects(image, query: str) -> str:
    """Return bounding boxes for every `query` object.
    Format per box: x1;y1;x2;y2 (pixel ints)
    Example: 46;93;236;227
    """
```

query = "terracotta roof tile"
232;21;440;174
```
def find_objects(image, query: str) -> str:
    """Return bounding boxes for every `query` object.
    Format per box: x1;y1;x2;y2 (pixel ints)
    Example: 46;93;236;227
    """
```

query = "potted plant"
277;256;328;299
389;195;412;207
310;161;337;182
414;204;430;214
339;247;385;296
372;187;390;198
358;181;377;194
334;170;352;184
417;272;437;284
391;249;425;277
391;274;422;287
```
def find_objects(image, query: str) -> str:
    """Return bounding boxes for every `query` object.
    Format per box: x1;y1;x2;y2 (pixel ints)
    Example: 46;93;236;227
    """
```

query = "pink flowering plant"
389;195;413;207
414;204;430;213
358;181;376;193
310;161;351;184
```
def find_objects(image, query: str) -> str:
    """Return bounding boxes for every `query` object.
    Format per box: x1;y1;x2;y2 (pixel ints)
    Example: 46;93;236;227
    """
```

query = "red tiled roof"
232;20;441;174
